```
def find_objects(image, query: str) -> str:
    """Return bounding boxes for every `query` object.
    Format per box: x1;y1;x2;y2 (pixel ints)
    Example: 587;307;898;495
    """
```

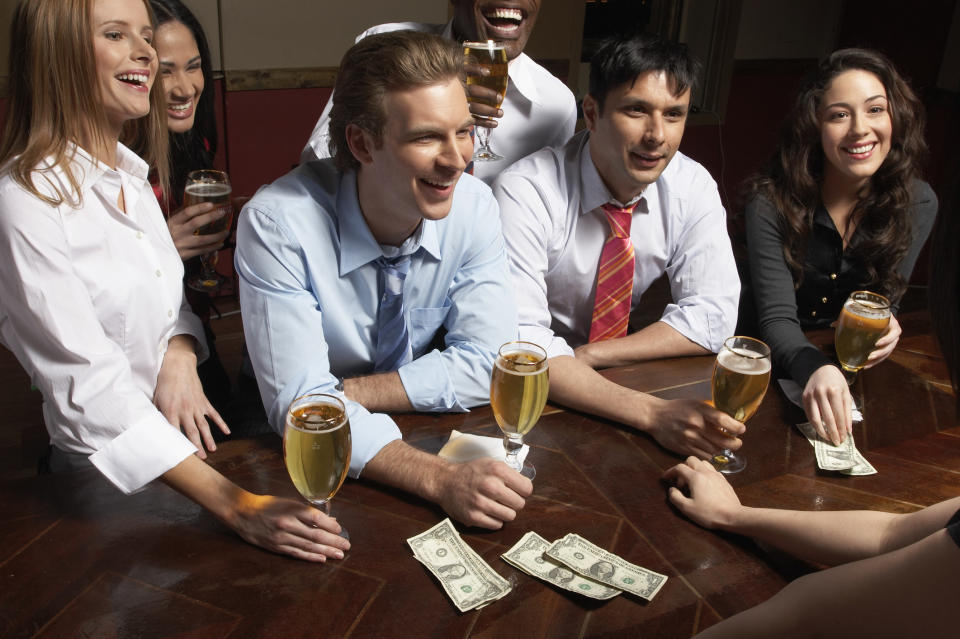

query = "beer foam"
495;352;547;376
184;183;231;198
717;348;771;374
844;298;891;320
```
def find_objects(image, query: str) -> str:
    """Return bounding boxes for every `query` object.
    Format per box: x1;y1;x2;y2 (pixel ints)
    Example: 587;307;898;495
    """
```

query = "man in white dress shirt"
300;0;577;184
494;33;745;459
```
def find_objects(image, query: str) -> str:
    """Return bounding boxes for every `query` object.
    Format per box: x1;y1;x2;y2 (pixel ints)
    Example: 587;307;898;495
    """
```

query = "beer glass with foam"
711;336;771;474
835;291;891;381
183;169;232;292
490;341;548;479
284;393;352;538
463;41;508;162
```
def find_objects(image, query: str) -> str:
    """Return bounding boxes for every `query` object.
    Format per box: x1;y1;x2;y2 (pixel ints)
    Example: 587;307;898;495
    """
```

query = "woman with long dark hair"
744;48;937;446
665;172;959;637
0;0;347;562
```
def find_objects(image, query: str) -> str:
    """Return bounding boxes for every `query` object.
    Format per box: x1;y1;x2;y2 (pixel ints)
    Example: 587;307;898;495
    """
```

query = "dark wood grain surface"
0;312;955;638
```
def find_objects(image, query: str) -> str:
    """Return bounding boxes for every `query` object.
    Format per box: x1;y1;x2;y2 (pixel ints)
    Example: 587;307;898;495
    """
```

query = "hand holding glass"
463;40;508;162
490;341;548;479
184;169;232;292
835;290;891;382
711;336;771;474
284;393;351;538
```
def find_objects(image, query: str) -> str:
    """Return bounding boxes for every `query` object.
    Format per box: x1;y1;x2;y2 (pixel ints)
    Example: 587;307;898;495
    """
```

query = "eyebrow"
97;19;152;33
824;94;887;109
625;99;689;113
406;118;475;137
160;55;202;67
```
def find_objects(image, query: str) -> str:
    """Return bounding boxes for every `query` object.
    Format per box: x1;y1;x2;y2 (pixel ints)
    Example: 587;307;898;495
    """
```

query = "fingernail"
334;550;344;559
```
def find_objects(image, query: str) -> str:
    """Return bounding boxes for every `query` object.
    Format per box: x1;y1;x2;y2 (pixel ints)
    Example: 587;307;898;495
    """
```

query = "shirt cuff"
346;406;402;478
88;414;198;494
788;346;833;388
397;350;460;412
518;325;574;359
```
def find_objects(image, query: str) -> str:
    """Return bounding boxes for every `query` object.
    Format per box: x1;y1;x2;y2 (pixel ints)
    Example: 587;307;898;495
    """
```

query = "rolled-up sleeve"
660;177;740;352
494;172;575;359
0;189;196;494
235;204;400;477
398;194;517;410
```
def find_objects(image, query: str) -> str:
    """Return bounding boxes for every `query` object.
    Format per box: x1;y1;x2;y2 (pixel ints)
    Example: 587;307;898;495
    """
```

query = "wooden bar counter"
1;312;956;637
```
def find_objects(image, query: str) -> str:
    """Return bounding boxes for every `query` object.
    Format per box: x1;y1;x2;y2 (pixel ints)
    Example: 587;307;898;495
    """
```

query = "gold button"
821;296;828;303
811;310;817;317
830;273;837;280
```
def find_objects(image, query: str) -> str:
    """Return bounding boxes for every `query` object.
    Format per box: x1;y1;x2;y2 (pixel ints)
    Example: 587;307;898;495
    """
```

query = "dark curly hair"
149;0;218;205
749;48;927;303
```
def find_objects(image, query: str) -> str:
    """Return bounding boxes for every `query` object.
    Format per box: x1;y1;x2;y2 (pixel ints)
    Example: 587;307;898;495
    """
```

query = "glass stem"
503;435;524;472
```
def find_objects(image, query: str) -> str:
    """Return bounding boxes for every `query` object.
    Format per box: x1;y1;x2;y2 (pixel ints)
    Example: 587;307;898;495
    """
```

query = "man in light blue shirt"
236;31;531;530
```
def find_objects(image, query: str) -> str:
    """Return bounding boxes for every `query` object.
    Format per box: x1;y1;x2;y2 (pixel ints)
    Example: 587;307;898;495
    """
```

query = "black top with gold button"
742;181;938;387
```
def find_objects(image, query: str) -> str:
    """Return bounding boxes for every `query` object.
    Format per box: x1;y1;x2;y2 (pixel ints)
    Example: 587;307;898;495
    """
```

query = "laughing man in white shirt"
494;34;745;459
300;0;577;185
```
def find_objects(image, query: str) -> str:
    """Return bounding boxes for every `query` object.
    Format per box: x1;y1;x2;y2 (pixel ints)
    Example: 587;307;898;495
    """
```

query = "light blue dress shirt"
235;160;517;477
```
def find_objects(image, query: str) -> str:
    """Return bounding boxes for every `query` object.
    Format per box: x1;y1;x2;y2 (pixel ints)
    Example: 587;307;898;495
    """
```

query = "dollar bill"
407;518;512;612
544;533;668;601
501;532;621;600
796;422;877;475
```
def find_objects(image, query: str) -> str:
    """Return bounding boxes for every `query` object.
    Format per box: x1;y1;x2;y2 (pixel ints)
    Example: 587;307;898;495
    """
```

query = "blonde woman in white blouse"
0;0;348;562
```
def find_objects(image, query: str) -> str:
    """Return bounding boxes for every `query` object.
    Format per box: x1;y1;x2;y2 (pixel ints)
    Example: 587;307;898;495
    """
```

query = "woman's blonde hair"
0;0;169;206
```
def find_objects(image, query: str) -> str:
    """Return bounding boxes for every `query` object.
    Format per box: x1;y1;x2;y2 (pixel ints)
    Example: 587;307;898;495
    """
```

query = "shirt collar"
579;135;654;217
335;170;441;276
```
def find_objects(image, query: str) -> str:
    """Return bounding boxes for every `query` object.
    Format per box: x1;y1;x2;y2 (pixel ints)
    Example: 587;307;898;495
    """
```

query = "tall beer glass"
284;393;352;538
464;41;508;162
711;336;771;474
184;169;232;292
835;291;891;380
490;341;548;479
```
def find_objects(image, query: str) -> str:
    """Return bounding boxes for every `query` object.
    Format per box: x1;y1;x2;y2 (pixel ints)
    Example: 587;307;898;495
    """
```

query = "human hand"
155;342;229;458
663;456;743;530
863;314;901;368
802;364;852;446
230;493;350;562
435;458;533;529
463;63;503;128
644;397;745;459
166;201;229;261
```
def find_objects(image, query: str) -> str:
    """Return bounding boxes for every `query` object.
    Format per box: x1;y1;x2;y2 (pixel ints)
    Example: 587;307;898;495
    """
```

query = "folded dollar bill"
795;421;877;475
544;533;668;601
407;518;512;612
502;532;621;600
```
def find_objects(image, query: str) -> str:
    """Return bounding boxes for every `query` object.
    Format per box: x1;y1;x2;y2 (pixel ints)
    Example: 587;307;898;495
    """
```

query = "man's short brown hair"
328;30;465;171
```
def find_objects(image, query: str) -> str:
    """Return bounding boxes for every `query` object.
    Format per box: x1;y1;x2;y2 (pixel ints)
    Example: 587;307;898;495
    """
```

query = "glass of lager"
183;169;232;292
835;291;891;383
463;40;508;162
284;393;352;538
711;336;771;474
490;341;549;479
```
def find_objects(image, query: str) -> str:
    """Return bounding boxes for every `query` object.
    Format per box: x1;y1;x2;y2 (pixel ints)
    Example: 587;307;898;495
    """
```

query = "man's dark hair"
589;33;701;113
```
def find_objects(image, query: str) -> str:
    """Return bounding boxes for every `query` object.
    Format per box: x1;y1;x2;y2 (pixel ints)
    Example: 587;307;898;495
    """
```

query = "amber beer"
835;291;891;372
463;41;508;113
712;348;772;422
284;397;351;507
491;348;548;436
184;181;232;235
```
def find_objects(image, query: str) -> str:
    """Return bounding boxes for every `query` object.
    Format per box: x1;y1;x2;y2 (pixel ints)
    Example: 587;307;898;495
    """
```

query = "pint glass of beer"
183;169;232;292
284;393;352;537
490;341;548;479
835;291;891;375
463;40;508;162
711;336;771;474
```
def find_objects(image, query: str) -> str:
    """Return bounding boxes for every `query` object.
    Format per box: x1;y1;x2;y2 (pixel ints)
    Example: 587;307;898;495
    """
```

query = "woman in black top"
744;48;937;446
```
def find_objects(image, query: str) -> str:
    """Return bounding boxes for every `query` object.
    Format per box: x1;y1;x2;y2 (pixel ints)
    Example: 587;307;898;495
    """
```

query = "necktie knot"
601;202;635;240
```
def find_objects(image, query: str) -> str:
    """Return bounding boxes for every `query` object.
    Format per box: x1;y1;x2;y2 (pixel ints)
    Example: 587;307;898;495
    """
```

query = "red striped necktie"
588;202;637;343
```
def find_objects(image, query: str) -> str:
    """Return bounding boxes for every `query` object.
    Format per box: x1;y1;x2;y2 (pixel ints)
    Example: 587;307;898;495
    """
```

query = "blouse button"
821;296;828;304
830;273;837;280
136;231;143;239
168;310;173;318
155;269;162;277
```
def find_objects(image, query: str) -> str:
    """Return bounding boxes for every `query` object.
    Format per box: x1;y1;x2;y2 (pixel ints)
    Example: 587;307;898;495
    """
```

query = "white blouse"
0;144;203;493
